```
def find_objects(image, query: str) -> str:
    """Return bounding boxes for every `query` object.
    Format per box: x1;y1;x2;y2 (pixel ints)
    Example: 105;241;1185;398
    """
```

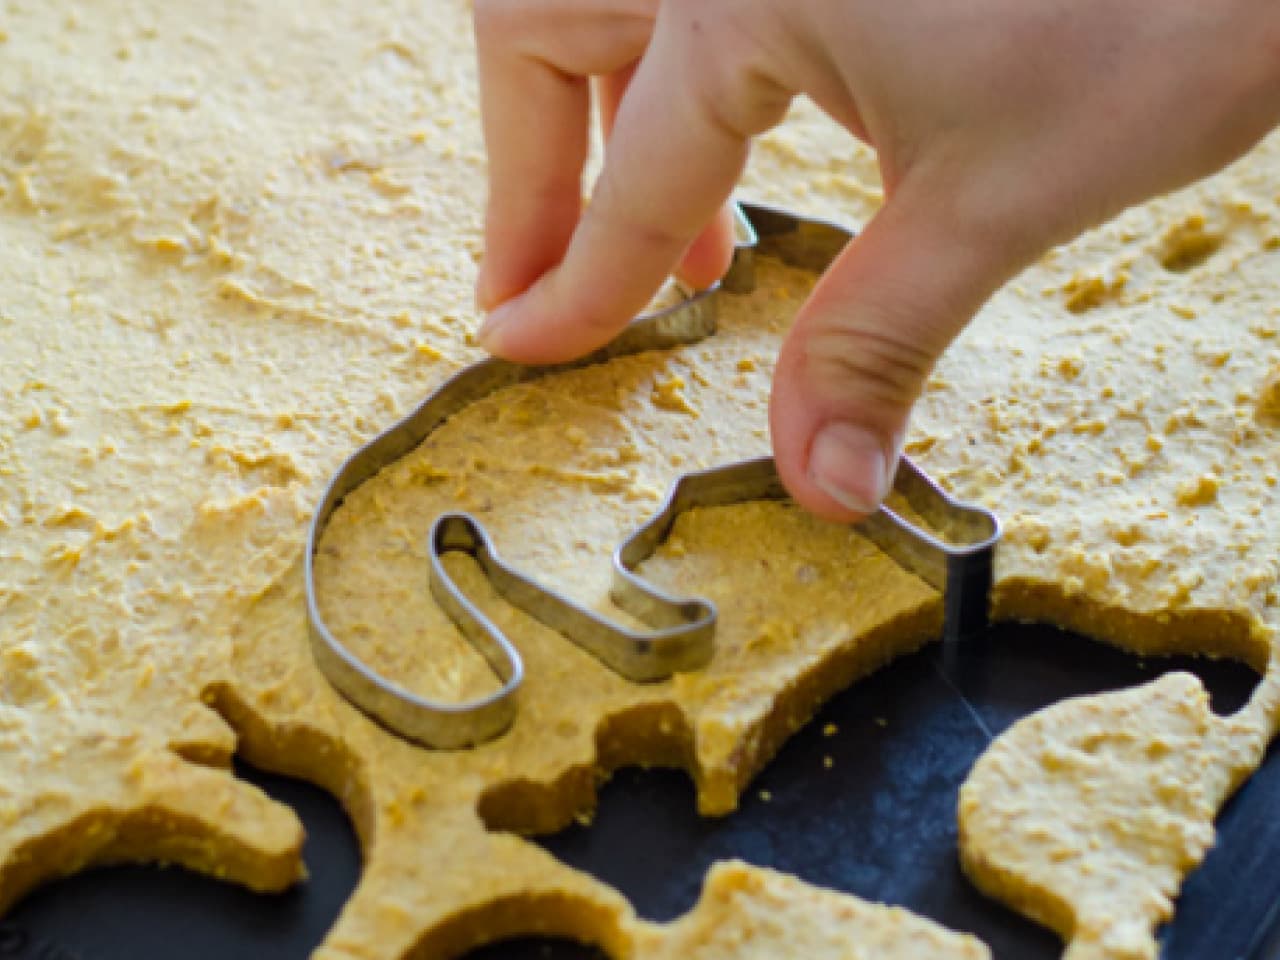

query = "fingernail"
809;422;891;515
475;299;514;351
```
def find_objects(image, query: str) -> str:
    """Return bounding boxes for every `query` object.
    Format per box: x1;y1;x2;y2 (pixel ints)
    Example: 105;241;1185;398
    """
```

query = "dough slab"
1;2;1277;958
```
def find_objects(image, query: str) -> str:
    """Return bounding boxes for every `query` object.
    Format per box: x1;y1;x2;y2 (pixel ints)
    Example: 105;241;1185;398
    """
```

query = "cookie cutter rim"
303;272;730;750
305;201;1001;750
615;453;1001;644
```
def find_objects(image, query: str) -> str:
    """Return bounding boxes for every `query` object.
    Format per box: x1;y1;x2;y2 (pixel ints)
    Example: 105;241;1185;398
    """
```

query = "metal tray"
4;622;1277;960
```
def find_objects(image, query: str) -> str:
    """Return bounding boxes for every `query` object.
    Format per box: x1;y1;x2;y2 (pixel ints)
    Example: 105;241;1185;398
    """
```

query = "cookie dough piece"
637;861;990;960
0;691;303;914
959;658;1280;960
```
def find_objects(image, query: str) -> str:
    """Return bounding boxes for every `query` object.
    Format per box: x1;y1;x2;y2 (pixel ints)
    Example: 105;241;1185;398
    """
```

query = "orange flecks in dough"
1062;271;1128;313
1158;214;1225;272
1175;473;1221;508
651;375;699;416
1257;365;1280;425
4;5;1280;960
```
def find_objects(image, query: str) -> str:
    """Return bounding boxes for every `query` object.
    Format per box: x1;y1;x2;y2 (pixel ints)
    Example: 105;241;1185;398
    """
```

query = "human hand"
473;0;1280;521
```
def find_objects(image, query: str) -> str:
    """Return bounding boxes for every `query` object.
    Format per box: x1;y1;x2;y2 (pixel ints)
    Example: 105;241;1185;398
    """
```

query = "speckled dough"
2;2;1279;959
633;861;991;959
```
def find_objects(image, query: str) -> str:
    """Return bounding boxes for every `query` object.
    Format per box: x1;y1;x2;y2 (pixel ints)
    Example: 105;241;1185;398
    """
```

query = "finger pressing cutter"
304;202;1002;749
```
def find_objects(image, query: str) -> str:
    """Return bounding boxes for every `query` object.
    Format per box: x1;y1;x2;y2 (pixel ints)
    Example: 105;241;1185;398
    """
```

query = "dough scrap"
634;861;990;960
2;2;1279;958
959;665;1280;960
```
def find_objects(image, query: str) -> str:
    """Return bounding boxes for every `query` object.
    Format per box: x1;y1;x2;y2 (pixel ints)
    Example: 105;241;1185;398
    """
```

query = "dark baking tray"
5;622;1278;960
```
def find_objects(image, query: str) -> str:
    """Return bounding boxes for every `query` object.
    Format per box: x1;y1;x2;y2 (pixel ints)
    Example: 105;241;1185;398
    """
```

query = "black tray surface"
4;623;1277;960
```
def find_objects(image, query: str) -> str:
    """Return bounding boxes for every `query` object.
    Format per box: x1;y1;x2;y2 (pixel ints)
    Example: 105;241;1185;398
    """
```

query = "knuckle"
804;321;937;413
667;0;792;138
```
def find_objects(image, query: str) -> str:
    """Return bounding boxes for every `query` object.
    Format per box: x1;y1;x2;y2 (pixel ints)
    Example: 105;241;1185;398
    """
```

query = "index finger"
473;0;656;311
478;1;792;363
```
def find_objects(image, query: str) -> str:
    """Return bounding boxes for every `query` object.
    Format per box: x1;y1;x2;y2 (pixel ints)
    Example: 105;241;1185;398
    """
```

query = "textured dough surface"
960;671;1278;960
633;861;991;960
2;1;1279;959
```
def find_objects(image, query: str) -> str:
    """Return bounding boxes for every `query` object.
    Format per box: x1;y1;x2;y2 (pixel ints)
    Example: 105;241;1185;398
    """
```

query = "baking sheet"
4;622;1277;960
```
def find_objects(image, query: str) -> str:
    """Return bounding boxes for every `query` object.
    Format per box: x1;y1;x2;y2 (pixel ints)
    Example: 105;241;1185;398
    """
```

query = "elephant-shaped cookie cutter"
304;202;1001;749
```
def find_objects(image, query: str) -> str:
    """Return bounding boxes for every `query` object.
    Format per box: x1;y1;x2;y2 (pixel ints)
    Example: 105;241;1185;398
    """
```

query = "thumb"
769;180;1015;523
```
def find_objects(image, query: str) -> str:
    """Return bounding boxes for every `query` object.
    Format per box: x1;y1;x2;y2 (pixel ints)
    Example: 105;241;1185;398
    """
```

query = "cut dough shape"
635;861;990;959
960;664;1280;960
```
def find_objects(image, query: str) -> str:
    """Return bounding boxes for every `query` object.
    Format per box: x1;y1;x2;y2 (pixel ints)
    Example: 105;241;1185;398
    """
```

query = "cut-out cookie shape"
305;204;999;749
959;662;1280;960
0;681;305;916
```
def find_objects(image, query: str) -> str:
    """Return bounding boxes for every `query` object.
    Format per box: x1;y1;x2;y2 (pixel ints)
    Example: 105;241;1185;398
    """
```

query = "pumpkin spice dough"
2;2;1279;959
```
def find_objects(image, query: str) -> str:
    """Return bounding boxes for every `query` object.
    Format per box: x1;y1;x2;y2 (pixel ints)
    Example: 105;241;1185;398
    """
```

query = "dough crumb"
1175;473;1221;507
1256;365;1280;425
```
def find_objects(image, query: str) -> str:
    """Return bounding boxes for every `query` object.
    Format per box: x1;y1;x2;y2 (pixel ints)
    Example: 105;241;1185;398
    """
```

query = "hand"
473;0;1280;521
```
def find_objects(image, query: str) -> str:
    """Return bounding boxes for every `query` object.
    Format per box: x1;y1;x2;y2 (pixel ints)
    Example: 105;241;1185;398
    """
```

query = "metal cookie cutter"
305;202;1001;749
